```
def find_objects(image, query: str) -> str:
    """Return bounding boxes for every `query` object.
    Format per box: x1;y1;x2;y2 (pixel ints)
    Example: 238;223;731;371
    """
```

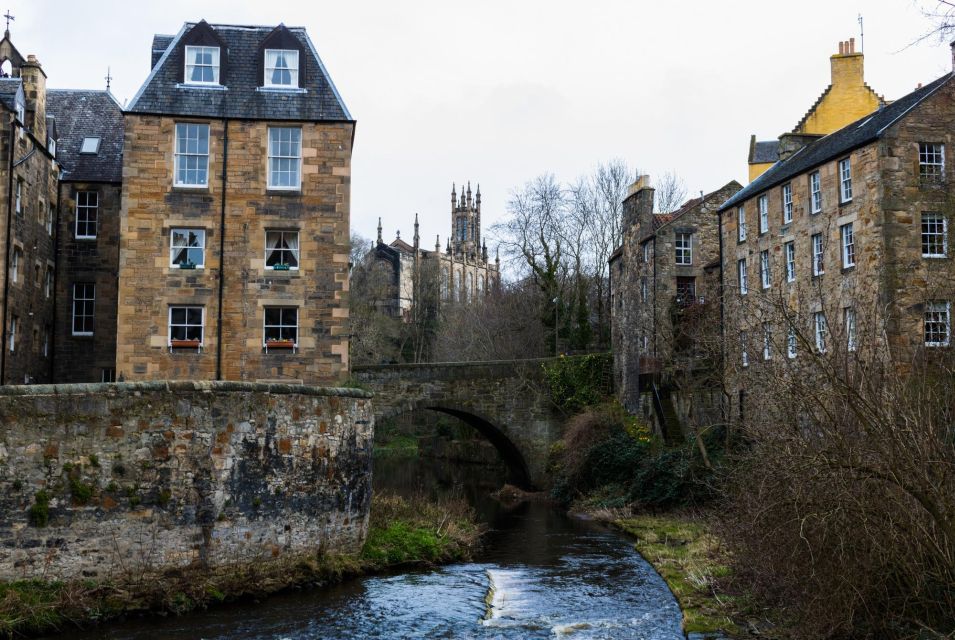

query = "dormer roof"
128;21;351;122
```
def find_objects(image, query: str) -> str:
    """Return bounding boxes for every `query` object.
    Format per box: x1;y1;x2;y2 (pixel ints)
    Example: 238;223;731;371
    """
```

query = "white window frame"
784;241;796;283
44;266;53;299
787;327;797;359
642;242;651;263
47;138;56;157
839;158;852;203
8;315;15;352
640;277;648;303
168;306;205;347
14;101;23;125
760;250;771;289
80;137;100;154
265;230;301;270
264;49;299;88
46;203;54;236
758;195;768;234
10;247;20;284
675;232;692;265
174;123;210;188
763;323;772;360
75;191;98;239
925;301;950;347
919;142;945;183
741;331;749;368
14;179;21;216
264;306;299;348
814;312;828;353
812;233;824;276
921;212;948;258
810;171;822;214
782;183;793;224
267;127;302;190
844;307;857;352
738;258;748;294
184;45;221;86
170;228;206;268
840;222;855;268
72;283;95;336
737;206;746;241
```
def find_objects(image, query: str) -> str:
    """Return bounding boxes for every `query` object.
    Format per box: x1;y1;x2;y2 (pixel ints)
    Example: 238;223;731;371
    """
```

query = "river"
59;455;684;639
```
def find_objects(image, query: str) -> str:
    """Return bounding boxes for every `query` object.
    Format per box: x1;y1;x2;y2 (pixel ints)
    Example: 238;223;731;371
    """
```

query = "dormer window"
80;137;100;154
265;49;299;88
47;138;56;157
185;45;220;85
14;101;23;124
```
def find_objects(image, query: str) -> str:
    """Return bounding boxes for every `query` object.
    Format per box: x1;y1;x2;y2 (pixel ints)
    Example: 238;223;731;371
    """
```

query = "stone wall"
0;381;372;580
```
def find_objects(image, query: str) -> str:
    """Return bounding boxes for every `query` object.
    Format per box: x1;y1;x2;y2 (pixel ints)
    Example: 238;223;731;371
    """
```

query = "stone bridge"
352;359;566;489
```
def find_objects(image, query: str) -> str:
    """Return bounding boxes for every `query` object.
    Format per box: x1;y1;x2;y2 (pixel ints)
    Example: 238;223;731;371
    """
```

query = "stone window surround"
921;212;948;258
71;283;95;337
840;222;855;269
784;241;796;283
75;190;98;240
809;170;823;214
758;194;769;234
267;126;303;191
844;307;857;352
839;157;853;204
168;305;205;347
759;249;771;289
918;142;945;183
170;228;207;269
924;300;951;347
782;183;793;224
737;257;748;295
814;311;828;353
10;242;23;286
674;232;692;265
737;206;746;242
174;122;211;189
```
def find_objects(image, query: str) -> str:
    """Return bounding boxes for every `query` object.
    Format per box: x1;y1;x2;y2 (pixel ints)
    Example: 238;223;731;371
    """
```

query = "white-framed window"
170;228;206;268
75;191;98;239
8;315;15;352
839;158;852;203
641;335;649;352
43;326;50;358
47;138;56;157
642;242;651;263
740;331;749;368
787;326;797;359
174;123;210;187
812;233;824;276
264;307;298;346
44;267;53;299
814;312;828;353
14;179;21;217
737;206;746;241
919;142;945;183
72;283;95;336
921;212;947;258
925;301;951;347
184;45;220;85
80;137;100;154
782;183;793;224
675;232;692;265
264;49;299;88
640;276;648;303
169;306;204;345
737;258;748;294
265;230;300;270
759;250;771;289
267;127;302;190
10;247;20;284
763;323;772;360
14;101;23;125
101;368;115;382
840;222;855;268
784;241;796;283
809;171;822;214
758;195;768;234
46;203;54;236
844;307;857;352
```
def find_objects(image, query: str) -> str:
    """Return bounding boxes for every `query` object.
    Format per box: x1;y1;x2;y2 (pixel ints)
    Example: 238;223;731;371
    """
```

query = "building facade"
116;21;354;384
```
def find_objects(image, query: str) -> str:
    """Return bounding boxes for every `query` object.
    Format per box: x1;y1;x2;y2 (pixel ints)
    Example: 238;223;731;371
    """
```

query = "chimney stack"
951;40;955;73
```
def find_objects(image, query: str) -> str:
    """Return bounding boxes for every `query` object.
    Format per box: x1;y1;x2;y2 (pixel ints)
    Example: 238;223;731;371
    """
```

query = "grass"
372;434;419;458
0;490;481;638
612;514;742;636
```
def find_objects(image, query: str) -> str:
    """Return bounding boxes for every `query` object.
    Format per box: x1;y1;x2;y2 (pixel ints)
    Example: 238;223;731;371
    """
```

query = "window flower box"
178;261;197;270
170;339;202;349
271;263;291;271
265;339;295;349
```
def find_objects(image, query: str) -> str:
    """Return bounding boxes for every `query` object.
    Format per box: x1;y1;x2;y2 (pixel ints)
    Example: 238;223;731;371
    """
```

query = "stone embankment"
0;381;373;580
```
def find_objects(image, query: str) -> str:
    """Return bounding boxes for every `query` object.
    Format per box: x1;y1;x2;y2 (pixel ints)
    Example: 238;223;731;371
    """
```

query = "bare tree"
914;0;955;43
654;170;688;214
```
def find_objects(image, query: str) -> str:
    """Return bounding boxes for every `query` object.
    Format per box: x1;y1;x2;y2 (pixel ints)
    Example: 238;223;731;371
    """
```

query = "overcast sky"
11;1;952;250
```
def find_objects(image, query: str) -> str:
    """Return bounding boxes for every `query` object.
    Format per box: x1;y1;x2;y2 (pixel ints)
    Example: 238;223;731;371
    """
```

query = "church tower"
450;181;480;258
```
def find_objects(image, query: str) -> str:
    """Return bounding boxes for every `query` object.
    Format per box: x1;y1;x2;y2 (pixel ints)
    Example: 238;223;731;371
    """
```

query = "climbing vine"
542;353;613;412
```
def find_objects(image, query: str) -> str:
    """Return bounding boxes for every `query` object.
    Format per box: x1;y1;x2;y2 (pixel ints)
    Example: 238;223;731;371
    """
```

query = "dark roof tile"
0;77;21;112
46;90;124;182
750;140;779;164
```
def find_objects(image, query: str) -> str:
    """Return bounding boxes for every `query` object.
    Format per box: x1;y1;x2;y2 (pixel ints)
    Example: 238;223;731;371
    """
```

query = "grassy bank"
0;491;481;638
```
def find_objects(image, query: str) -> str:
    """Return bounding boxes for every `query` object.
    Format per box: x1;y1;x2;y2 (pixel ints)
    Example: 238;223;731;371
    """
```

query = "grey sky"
12;1;951;251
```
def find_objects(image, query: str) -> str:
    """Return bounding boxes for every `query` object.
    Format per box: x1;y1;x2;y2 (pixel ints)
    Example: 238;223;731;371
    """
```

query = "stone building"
48;90;124;383
116;21;354;385
364;182;500;320
0;32;59;385
747;38;884;182
719;57;955;423
610;177;741;430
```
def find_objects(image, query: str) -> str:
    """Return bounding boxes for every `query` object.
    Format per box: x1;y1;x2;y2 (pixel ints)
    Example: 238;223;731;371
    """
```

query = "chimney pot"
850;37;855;53
838;41;844;55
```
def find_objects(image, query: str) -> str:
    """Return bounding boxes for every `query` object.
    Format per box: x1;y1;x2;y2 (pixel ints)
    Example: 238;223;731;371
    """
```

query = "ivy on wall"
542;353;613;413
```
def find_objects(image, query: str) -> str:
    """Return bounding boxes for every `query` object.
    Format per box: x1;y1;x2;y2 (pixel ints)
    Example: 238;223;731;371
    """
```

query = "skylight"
80;137;100;154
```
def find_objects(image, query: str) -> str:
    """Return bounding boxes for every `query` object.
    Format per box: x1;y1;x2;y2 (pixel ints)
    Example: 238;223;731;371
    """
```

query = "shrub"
28;491;50;528
543;353;613;413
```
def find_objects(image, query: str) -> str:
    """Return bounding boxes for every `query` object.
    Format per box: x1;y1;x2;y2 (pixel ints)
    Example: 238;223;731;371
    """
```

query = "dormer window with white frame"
185;45;220;85
47;138;56;157
265;49;299;88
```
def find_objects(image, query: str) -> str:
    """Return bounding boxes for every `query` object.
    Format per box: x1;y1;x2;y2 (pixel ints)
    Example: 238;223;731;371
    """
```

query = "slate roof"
721;73;954;212
129;22;352;121
47;90;124;183
0;77;22;112
749;140;779;164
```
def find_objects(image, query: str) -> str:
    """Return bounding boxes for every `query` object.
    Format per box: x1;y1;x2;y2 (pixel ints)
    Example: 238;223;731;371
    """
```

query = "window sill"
841;265;856;274
71;333;94;339
264;269;301;277
922;254;949;259
172;184;210;191
176;83;228;91
257;86;307;94
839;198;852;207
75;236;97;242
266;189;302;197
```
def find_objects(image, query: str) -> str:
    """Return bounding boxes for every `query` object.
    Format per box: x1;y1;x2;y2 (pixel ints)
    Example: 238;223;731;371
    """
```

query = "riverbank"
0;491;482;638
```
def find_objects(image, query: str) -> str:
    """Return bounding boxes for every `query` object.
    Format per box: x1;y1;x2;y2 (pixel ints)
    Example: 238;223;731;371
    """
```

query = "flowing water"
60;455;683;639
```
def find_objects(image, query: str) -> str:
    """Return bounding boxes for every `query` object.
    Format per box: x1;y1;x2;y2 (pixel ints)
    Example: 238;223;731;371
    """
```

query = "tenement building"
364;182;500;319
610;176;740;428
747;38;884;182
719;57;955;422
117;21;355;384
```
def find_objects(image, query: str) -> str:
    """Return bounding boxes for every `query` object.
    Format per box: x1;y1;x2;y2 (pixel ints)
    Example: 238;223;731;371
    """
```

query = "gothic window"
456;271;463;302
268;127;302;190
477;274;485;297
441;267;449;300
184;45;220;85
265;230;300;269
465;273;473;303
264;49;299;88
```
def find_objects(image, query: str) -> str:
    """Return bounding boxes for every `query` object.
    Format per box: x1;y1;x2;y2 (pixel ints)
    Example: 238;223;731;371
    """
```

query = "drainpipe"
49;184;60;384
651;234;657;359
215;119;229;380
0;118;16;383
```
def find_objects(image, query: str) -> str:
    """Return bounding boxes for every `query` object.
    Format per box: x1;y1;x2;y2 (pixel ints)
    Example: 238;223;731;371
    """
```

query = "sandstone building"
116;21;354;384
719;58;955;423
